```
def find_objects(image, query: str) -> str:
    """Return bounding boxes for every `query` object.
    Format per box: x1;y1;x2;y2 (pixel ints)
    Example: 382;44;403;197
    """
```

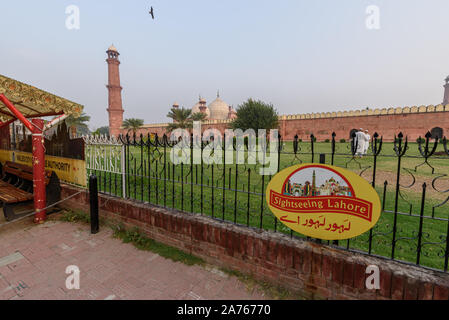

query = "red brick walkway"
0;218;267;300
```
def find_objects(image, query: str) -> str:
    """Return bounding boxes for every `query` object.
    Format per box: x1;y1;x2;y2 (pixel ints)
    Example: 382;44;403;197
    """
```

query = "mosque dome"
192;99;210;118
208;94;230;120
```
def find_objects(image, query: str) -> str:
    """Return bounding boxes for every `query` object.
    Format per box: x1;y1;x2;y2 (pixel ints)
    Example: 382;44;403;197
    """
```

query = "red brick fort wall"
118;105;449;142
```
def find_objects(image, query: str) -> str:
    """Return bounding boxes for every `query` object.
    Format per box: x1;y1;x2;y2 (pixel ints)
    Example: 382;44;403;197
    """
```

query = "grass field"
86;140;449;271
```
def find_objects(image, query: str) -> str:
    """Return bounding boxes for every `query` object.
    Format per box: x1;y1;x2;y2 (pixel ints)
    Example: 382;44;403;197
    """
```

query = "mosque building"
283;171;352;197
106;45;449;141
172;92;237;121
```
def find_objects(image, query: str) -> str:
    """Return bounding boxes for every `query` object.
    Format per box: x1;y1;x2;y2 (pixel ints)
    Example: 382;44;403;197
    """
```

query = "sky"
290;168;348;188
1;0;449;130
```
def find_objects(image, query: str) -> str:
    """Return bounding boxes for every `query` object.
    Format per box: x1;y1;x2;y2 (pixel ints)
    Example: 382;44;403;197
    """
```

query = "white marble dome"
208;96;230;120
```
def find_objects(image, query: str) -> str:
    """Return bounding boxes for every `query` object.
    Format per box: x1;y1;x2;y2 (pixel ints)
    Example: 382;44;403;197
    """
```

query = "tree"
166;107;210;132
123;118;144;135
191;112;207;122
230;99;279;132
65;112;91;137
166;107;193;132
92;126;109;136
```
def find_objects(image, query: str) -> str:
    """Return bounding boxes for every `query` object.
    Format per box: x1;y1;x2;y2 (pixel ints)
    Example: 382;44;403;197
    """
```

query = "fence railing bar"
84;131;449;273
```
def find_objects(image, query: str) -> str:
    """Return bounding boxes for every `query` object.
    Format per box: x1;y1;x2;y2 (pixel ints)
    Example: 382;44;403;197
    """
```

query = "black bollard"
319;153;325;164
89;174;99;234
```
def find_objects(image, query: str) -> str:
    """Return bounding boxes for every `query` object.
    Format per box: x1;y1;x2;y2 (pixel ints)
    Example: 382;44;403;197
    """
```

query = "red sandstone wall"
120;112;449;142
119;122;231;139
61;184;449;300
282;113;449;142
132;126;169;138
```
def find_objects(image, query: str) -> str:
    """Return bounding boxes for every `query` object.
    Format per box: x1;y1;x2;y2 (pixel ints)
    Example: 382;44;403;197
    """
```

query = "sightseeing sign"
266;164;381;240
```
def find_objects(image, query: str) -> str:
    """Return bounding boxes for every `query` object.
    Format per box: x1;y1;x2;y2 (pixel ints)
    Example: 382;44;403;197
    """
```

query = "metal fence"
83;131;449;273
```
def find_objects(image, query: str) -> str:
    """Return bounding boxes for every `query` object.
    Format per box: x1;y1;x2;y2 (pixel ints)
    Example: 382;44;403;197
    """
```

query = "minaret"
312;170;316;187
199;98;208;115
443;76;449;105
172;102;179;123
312;170;317;196
106;45;124;137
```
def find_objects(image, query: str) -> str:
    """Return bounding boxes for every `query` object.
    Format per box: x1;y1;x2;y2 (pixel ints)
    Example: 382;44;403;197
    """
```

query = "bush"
416;137;425;144
324;139;330;143
230;99;279;131
340;139;346;143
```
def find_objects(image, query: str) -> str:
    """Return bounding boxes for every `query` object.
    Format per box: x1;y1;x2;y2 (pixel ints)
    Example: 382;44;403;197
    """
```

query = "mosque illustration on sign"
283;167;352;197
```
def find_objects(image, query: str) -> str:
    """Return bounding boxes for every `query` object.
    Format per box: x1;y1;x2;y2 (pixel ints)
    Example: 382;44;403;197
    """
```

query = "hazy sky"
1;0;449;129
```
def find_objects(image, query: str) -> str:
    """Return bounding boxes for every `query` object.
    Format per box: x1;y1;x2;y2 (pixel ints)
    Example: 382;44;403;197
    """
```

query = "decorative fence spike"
82;130;449;273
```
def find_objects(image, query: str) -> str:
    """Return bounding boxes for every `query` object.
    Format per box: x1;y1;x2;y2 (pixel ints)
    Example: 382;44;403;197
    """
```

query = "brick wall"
60;184;449;300
281;112;449;142
120;110;449;142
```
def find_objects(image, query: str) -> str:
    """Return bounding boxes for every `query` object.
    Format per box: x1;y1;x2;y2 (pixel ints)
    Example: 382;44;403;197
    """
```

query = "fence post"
313;154;326;244
319;153;325;164
121;143;127;198
89;174;99;234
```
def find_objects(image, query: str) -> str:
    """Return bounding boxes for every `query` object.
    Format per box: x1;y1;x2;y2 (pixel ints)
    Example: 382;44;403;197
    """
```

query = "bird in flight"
149;6;155;19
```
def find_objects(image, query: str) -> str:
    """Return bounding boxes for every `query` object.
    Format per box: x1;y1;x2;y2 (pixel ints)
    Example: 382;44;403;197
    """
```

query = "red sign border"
269;190;373;222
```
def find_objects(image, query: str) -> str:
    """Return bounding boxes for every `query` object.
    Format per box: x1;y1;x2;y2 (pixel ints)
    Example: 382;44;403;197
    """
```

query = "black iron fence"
85;131;449;273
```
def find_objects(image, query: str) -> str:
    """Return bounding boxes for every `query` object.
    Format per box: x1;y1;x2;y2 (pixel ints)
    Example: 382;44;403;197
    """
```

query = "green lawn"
86;140;449;272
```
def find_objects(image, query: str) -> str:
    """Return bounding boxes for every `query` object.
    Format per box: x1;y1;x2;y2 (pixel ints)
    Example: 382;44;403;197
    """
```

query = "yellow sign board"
266;164;381;240
0;149;11;163
0;150;86;187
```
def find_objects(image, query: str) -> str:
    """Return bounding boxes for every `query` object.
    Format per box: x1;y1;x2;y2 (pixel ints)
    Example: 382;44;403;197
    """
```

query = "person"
363;129;371;155
355;128;366;158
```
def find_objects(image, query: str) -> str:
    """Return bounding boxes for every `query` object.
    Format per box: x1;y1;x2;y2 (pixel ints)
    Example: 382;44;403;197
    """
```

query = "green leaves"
191;112;207;122
92;126;109;136
65;112;91;135
230;99;279;132
166;107;206;132
123;118;144;134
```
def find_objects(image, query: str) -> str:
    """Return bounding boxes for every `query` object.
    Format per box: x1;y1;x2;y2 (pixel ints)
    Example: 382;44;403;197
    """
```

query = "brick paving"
0;214;267;300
